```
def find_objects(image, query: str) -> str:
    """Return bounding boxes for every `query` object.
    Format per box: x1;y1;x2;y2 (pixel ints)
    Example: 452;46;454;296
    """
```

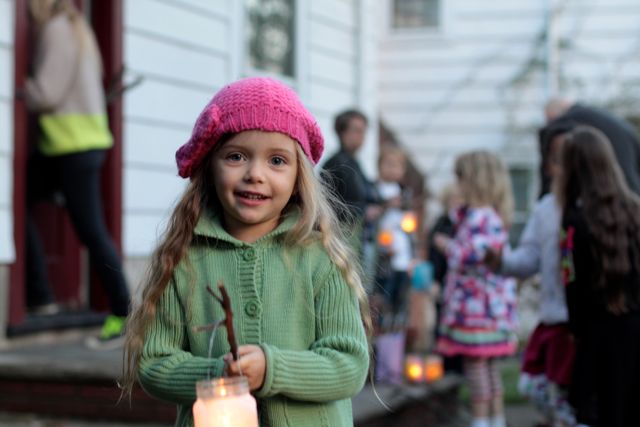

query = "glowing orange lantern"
400;212;418;233
404;354;425;383
378;230;394;247
424;355;444;383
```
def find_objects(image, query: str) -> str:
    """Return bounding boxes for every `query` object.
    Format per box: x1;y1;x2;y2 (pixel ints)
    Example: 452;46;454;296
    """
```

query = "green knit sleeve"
256;264;369;402
138;280;225;406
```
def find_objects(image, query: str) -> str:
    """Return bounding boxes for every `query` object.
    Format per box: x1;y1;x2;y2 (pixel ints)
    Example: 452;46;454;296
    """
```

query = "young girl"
556;126;640;427
433;151;517;427
375;145;412;321
122;77;370;427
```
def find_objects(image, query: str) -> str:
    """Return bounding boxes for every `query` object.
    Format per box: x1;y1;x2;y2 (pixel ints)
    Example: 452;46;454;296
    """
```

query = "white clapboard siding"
0;49;11;101
123;0;234;256
378;0;640;201
308;0;378;172
310;0;357;31
124;168;187;213
125;78;214;128
124;212;170;256
125;0;229;54
0;0;14;263
125;31;228;90
310;51;357;89
165;0;230;19
310;19;357;60
124;120;191;169
0;102;11;154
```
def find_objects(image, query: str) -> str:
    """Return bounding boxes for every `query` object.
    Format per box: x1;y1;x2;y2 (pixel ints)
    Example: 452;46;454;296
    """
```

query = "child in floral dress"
434;151;517;427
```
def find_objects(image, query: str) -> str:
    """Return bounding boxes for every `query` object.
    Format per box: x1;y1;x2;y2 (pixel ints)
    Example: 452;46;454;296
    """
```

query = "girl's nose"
243;162;265;183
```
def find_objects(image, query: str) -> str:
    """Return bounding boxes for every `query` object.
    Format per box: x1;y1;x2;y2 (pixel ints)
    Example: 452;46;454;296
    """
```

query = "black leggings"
26;150;130;316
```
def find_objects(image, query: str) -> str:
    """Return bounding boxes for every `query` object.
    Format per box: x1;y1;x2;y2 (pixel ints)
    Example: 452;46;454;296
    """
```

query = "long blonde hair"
122;141;371;397
29;0;102;67
454;150;514;226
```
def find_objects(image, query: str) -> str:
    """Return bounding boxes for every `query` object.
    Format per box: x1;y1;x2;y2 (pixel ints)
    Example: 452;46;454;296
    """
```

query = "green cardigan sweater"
139;209;369;426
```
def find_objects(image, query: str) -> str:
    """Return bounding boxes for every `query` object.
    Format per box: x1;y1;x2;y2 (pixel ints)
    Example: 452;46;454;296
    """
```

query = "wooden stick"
207;282;239;361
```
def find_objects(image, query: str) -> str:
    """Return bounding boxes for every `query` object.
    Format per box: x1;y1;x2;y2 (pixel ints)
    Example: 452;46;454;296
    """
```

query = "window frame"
508;165;536;246
385;0;452;40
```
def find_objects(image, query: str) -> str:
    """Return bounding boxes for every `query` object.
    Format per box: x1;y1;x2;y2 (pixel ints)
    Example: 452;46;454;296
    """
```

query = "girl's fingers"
227;355;251;375
236;344;260;356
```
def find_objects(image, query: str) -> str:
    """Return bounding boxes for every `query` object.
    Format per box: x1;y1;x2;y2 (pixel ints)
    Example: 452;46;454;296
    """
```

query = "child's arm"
254;265;369;402
499;207;541;278
138;280;226;406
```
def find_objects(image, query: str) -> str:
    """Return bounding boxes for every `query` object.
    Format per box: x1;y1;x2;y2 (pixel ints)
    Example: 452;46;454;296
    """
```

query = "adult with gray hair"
539;97;640;196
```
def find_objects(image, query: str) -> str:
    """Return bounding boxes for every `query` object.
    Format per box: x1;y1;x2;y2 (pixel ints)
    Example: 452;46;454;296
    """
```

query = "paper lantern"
424;355;444;383
400;212;417;233
378;230;394;247
404;354;425;383
193;377;259;427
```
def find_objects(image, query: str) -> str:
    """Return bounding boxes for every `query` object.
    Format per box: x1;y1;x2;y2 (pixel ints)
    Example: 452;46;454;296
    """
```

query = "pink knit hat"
176;77;324;178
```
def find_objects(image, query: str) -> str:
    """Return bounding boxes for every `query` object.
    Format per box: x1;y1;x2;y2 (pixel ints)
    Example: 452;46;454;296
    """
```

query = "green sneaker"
86;315;127;350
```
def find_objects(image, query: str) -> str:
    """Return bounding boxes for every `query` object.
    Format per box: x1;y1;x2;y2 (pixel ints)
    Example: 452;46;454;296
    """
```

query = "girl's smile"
235;190;270;205
213;130;298;243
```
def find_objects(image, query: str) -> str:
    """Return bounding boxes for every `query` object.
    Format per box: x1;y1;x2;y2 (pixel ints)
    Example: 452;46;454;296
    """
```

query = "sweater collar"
193;207;300;246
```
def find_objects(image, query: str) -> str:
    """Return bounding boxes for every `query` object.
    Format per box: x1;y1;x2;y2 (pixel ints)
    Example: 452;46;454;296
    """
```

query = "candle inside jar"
193;377;259;427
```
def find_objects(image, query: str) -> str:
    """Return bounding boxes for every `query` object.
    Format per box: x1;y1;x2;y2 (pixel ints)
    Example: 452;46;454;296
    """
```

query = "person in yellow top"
23;0;129;348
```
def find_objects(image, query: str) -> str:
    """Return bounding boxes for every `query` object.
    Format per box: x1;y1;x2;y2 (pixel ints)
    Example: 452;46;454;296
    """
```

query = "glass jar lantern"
193;377;259;427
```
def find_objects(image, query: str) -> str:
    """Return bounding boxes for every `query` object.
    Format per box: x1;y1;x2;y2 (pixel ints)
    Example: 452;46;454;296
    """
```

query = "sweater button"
244;300;261;317
243;248;257;261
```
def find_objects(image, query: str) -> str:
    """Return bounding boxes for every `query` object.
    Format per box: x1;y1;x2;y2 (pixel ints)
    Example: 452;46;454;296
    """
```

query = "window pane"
510;168;532;213
509;168;533;245
393;0;439;29
246;0;295;77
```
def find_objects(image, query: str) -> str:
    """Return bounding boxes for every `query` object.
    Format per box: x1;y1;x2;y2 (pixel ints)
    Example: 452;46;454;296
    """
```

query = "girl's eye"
270;156;287;166
226;153;244;162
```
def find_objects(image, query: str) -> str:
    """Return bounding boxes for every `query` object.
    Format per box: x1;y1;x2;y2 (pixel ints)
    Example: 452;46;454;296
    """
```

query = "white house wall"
123;0;377;258
0;0;14;263
309;0;379;179
378;0;640;195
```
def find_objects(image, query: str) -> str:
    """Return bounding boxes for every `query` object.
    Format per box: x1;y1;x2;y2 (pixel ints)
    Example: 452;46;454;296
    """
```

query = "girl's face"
212;130;298;243
379;153;406;183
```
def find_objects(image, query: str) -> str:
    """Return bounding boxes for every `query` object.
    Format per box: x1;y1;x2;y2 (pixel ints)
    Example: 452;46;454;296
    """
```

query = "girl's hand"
433;233;451;253
224;345;266;391
483;247;502;272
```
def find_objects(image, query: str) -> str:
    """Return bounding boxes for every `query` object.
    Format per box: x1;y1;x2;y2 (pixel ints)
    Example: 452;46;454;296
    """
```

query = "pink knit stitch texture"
176;77;324;178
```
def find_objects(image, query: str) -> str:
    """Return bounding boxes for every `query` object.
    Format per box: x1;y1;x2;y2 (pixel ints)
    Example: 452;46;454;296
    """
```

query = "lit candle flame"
401;212;417;233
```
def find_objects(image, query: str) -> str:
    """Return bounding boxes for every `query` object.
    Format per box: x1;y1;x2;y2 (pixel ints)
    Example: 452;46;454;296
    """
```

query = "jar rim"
196;376;249;398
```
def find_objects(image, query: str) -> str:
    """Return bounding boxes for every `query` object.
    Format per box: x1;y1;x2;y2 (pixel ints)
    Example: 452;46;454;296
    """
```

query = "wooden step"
0;336;175;424
0;335;462;425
